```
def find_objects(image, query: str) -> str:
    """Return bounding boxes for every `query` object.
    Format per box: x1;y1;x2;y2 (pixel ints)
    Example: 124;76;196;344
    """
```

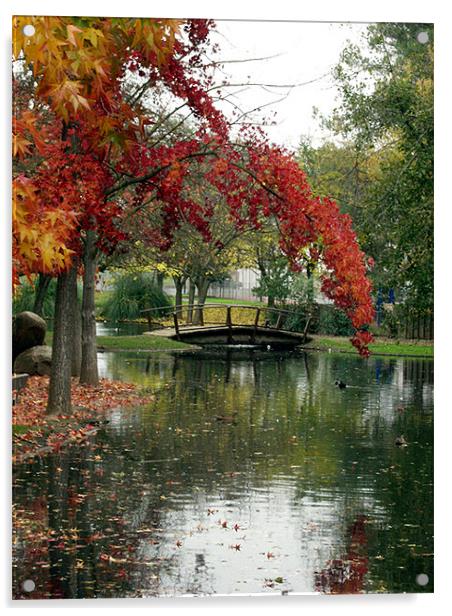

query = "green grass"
13;424;40;435
181;296;264;307
45;331;194;351
97;335;193;351
307;335;433;357
95;289;265;314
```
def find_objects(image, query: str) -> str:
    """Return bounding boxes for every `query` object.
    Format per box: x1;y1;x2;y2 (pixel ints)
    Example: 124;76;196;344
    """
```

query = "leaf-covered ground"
12;376;153;463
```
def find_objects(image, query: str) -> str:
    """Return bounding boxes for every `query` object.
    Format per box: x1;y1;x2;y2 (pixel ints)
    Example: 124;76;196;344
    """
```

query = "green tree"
316;23;433;315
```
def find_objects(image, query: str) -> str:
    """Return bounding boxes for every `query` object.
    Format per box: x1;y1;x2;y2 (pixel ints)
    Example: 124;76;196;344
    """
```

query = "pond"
95;321;149;336
12;349;433;598
45;319;149;336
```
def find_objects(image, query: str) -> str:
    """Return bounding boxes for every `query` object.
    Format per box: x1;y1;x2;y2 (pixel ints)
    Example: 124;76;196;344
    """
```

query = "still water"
46;319;149;336
12;350;433;598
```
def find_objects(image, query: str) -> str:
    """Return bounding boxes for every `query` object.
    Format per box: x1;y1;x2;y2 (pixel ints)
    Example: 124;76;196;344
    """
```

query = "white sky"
211;21;368;150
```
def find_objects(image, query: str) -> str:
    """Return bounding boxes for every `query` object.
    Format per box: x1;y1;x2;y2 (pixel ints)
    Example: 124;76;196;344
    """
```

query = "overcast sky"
210;20;369;151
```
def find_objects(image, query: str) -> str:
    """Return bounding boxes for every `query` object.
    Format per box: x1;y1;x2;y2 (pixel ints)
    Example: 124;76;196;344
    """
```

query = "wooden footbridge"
141;303;312;347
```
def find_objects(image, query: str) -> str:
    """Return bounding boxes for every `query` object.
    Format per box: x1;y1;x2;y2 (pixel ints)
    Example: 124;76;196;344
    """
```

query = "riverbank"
46;332;433;357
97;334;195;352
45;332;195;352
97;333;433;357
12;376;154;462
304;335;433;358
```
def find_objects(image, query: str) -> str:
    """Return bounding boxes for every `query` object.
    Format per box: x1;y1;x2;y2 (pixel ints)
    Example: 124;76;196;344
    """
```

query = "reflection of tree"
315;514;369;594
13;351;433;597
13;442;169;598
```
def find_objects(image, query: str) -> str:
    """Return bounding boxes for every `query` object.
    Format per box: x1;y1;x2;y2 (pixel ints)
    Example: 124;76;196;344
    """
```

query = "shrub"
264;301;354;337
283;307;312;332
317;304;354;336
101;272;172;322
13;277;57;319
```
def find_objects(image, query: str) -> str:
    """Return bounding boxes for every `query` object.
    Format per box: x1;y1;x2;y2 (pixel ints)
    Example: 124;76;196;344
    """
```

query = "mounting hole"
22;579;36;592
22;24;35;37
417;31;429;44
416;573;429;587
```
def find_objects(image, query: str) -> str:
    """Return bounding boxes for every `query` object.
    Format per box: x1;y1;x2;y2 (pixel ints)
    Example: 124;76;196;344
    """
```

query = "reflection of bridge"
141;304;312;347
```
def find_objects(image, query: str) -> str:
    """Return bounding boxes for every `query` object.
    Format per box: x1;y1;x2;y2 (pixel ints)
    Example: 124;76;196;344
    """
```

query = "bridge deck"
140;304;311;346
145;325;309;345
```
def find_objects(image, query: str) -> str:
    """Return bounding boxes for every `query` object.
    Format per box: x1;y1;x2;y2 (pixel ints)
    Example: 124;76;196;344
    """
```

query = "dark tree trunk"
187;278;196;324
173;275;187;318
46;265;77;415
47;456;71;597
33;273;51;316
80;230;99;385
156;271;164;292
193;277;210;325
70;266;82;377
267;293;275;308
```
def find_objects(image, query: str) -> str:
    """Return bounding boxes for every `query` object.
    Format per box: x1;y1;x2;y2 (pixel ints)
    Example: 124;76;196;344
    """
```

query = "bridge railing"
140;303;312;341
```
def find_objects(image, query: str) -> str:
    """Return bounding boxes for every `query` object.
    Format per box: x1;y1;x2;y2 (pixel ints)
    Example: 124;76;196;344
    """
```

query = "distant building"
209;268;261;301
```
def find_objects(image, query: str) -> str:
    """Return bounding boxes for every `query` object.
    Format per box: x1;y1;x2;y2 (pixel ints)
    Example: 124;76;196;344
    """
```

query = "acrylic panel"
12;16;433;599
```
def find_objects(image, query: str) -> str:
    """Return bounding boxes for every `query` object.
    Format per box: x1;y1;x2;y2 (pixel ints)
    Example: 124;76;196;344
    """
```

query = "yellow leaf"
67;24;83;47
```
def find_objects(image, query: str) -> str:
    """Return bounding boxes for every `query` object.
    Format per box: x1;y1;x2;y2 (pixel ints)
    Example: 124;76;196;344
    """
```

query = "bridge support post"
275;312;284;330
250;308;260;344
226;306;233;344
173;312;181;340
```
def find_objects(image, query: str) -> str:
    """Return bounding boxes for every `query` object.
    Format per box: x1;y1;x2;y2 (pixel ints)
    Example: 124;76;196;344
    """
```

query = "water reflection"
47;319;149;336
315;514;369;594
13;350;433;598
96;321;149;336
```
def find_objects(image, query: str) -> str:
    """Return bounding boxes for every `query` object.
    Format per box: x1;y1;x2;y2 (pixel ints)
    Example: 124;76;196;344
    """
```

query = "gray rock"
14;345;52;376
13;311;47;361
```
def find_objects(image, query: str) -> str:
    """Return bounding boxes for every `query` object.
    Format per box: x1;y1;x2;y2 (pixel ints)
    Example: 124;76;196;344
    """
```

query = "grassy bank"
44;331;433;356
45;331;193;351
97;335;193;351
181;296;263;307
306;335;433;358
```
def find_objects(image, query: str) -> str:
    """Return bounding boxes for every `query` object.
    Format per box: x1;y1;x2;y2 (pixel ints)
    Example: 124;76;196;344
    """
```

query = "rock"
14;345;52;376
13;311;47;361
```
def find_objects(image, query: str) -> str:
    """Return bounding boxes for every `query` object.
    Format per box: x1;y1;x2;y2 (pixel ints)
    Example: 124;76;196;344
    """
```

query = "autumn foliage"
12;15;374;355
12;16;221;282
12;376;154;462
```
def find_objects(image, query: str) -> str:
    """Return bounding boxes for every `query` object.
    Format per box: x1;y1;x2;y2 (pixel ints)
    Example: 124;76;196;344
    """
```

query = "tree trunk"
33;273;51;316
193;277;210;325
71;266;82;377
156;271;164;292
80;230;99;385
46;265;77;415
173;275;186;317
187;278;196;324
